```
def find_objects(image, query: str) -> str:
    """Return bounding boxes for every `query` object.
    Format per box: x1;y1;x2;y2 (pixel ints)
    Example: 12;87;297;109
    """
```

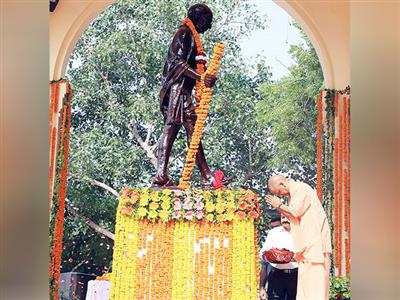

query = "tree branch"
145;124;154;145
248;138;253;168
128;122;157;169
71;259;87;272
240;172;259;185
66;199;115;240
69;173;120;198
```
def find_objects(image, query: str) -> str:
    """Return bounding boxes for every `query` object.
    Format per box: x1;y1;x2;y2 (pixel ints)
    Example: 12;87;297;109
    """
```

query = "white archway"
50;0;115;80
273;0;349;89
50;0;349;88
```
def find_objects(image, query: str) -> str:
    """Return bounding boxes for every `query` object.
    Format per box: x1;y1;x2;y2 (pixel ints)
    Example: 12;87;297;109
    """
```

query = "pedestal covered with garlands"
109;187;261;300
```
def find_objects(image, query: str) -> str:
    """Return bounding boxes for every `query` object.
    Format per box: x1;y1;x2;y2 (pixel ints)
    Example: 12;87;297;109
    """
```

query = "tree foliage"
256;24;324;185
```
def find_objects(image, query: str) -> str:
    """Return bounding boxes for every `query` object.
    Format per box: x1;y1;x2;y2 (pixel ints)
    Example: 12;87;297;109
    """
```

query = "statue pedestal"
109;188;260;299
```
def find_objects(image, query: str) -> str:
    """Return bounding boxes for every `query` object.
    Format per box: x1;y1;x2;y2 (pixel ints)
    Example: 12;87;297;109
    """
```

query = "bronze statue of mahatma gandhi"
152;3;232;189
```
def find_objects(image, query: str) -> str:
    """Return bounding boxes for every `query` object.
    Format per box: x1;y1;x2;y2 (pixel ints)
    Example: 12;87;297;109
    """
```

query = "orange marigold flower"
249;211;258;219
121;206;133;216
120;187;131;199
130;188;140;204
238;201;247;210
246;204;254;212
237;211;246;219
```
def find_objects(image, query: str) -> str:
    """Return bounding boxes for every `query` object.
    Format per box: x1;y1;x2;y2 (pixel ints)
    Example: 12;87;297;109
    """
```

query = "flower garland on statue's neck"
182;18;207;103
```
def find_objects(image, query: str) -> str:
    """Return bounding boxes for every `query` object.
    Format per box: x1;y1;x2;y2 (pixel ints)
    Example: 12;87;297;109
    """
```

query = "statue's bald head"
187;3;213;33
268;175;290;196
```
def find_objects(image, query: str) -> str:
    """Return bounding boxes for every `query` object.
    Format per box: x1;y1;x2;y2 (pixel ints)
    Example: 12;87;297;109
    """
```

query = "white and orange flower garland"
110;188;260;300
178;43;225;189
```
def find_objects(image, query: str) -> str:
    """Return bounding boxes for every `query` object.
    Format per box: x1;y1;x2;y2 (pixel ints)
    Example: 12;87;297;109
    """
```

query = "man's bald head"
268;175;286;189
267;175;290;196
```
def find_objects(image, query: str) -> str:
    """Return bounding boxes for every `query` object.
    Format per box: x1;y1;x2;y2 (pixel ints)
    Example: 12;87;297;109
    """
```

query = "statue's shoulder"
173;24;194;43
176;24;192;36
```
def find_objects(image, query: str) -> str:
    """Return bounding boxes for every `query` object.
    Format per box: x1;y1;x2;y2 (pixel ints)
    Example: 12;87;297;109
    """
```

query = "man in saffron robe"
153;4;219;188
265;175;332;300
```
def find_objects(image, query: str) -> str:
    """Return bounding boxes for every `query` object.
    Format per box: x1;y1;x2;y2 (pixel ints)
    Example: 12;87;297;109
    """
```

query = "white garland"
195;54;208;62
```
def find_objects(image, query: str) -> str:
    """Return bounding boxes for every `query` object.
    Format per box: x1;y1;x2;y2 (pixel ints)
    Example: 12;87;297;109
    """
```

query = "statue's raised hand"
204;74;217;88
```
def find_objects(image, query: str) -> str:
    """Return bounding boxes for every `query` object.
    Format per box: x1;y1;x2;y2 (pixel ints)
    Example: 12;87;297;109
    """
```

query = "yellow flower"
216;202;226;214
120;196;128;205
161;199;171;210
205;201;215;213
215;189;223;199
217;214;225;222
203;191;212;200
206;214;214;222
225;211;235;221
216;196;225;205
150;191;160;201
227;201;236;209
162;189;172;196
232;214;240;222
225;189;234;198
149;202;159;210
139;195;149;206
148;210;158;219
137;207;147;217
159;210;169;221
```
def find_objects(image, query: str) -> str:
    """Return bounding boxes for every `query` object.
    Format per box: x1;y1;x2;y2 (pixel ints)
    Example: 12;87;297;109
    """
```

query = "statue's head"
187;3;213;33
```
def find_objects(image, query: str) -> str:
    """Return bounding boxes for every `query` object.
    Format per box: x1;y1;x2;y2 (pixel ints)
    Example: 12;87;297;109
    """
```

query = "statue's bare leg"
153;123;181;186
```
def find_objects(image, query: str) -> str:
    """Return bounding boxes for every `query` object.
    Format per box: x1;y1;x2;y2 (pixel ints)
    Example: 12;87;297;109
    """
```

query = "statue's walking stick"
178;43;225;189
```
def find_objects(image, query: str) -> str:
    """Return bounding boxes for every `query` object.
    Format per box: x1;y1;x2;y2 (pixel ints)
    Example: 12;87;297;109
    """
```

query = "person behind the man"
153;3;230;188
259;214;298;300
265;175;332;300
259;215;281;299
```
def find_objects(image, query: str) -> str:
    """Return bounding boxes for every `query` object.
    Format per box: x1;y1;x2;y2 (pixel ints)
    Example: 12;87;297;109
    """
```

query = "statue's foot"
152;175;175;187
201;175;235;190
221;176;234;185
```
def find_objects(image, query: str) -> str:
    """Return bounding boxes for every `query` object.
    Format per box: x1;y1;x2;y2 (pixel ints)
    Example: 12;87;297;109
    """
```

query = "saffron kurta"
287;180;332;300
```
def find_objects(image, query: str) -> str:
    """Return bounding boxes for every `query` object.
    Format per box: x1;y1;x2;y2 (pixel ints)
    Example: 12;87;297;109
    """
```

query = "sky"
239;0;304;80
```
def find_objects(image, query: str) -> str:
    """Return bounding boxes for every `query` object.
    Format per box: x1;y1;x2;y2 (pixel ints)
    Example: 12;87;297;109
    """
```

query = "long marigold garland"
178;43;225;189
338;111;343;277
331;90;351;277
319;89;350;277
333;92;340;275
317;91;323;201
344;95;351;276
49;80;72;300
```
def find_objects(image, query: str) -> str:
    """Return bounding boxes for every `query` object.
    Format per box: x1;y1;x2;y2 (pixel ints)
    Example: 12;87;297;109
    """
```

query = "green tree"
256;23;324;185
